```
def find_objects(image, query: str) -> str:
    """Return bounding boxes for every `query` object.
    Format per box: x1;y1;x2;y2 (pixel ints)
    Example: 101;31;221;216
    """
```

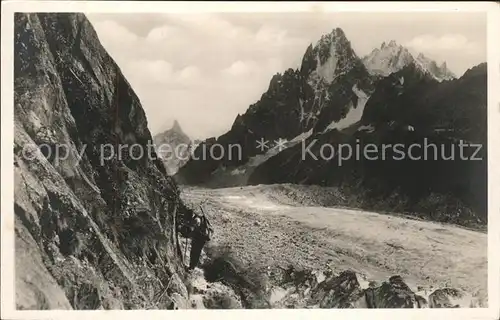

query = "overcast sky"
87;12;486;140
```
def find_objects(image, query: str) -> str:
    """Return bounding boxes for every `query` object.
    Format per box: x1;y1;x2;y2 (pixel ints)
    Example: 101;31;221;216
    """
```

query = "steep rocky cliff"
14;13;190;309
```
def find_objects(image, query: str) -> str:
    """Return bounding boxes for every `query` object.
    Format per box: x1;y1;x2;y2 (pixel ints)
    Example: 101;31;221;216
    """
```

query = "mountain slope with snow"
362;40;456;82
176;27;376;185
414;53;456;82
176;31;485;228
248;63;487;227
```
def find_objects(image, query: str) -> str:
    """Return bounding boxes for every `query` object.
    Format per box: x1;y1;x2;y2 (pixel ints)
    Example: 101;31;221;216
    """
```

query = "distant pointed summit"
332;27;346;38
153;120;192;175
172;119;182;133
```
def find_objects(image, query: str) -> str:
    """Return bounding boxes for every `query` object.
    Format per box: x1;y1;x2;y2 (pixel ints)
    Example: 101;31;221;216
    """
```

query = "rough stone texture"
15;216;73;310
364;275;426;308
263;267;456;309
251;265;468;309
310;271;365;308
428;288;472;308
14;13;189;309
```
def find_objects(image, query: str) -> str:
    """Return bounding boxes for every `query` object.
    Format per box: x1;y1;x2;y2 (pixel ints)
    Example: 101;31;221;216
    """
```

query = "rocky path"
180;184;488;308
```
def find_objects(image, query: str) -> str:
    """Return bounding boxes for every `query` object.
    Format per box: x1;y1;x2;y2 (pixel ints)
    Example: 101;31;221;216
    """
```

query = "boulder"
428;288;473;308
364;275;426;308
310;270;364;308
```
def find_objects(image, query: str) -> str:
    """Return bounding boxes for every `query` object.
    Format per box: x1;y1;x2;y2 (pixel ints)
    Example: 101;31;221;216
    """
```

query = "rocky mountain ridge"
248;62;487;226
177;32;460;186
362;40;456;81
176;27;376;185
176;29;486;227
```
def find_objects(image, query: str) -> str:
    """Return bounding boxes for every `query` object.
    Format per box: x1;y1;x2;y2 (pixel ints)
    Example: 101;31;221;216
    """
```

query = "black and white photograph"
1;1;499;318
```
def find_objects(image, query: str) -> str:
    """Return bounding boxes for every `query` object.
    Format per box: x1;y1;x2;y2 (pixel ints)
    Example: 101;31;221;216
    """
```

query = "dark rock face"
176;28;375;185
362;63;487;143
153;120;192;175
14;13;189;309
364;276;426;308
248;64;487;226
15;216;73;309
428;288;468;308
310;271;364;308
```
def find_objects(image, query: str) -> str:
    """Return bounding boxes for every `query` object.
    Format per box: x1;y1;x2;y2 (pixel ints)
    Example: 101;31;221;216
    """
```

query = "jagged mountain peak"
381;40;399;49
153;120;192;176
317;27;348;43
155;119;189;140
363;41;456;82
300;27;361;85
314;27;352;57
371;40;405;55
414;53;456;82
171;119;183;133
415;52;437;69
363;41;413;77
155;120;190;144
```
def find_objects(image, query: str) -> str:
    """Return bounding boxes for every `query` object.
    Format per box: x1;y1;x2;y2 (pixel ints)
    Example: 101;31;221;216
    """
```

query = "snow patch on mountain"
245;129;314;170
299;98;305;122
231;168;246;176
291;128;314;143
324;84;370;132
358;124;375;133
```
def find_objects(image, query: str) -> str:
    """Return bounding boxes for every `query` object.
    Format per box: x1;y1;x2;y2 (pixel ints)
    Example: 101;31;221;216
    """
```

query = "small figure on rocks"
178;205;213;271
